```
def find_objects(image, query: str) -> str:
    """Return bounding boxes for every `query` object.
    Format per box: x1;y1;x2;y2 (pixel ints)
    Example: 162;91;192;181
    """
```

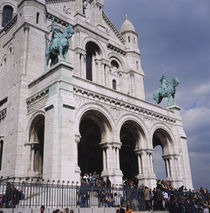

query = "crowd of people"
0;174;209;212
0;182;24;208
78;173;210;213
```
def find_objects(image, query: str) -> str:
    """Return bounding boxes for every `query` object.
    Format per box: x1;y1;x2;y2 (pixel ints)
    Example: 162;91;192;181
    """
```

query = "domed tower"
120;15;145;100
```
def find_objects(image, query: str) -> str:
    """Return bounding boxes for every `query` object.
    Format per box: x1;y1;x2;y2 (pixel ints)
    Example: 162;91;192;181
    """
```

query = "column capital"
74;47;86;55
135;148;153;155
100;142;110;149
162;154;173;160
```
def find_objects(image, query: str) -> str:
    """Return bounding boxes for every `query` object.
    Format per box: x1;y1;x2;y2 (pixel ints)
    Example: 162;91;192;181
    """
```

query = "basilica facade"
0;0;193;189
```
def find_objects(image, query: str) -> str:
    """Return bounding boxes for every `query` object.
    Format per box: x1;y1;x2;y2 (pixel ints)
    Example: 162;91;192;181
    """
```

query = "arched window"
111;60;119;69
29;115;45;175
112;79;116;90
85;42;100;81
0;140;3;170
2;5;13;27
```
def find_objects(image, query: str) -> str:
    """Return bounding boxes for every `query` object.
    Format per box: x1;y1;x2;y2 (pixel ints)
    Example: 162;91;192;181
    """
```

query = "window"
136;61;139;70
36;12;40;24
112;79;116;90
85;42;100;81
2;5;13;27
128;36;130;43
111;60;119;69
0;140;3;170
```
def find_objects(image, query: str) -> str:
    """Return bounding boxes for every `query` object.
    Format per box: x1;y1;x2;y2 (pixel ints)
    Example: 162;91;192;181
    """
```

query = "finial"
125;14;128;20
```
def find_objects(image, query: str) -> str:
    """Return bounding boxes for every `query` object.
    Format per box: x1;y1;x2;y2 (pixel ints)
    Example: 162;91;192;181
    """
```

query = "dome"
120;15;136;33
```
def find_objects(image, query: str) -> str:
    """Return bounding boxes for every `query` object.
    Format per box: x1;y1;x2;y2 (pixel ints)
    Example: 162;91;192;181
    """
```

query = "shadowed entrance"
120;122;139;180
78;117;103;175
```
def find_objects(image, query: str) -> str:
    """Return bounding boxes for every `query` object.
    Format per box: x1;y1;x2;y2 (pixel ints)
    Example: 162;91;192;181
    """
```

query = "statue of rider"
50;17;62;51
160;74;168;91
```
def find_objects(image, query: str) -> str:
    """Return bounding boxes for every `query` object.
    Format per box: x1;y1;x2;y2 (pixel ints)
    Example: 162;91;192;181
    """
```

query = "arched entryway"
120;121;145;180
29;114;45;176
78;110;112;176
153;128;173;181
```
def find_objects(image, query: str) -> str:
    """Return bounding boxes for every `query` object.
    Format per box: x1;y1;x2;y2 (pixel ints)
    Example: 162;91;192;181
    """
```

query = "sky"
104;0;210;190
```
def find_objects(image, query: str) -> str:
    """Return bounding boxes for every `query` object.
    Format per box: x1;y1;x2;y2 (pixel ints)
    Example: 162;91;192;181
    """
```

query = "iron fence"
0;178;146;210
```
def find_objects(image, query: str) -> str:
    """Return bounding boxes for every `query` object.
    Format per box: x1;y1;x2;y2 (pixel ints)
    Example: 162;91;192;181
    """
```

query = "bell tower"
120;15;145;100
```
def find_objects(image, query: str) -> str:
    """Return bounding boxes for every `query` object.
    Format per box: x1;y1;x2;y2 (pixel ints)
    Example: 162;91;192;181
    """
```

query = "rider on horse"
160;74;168;92
50;17;62;51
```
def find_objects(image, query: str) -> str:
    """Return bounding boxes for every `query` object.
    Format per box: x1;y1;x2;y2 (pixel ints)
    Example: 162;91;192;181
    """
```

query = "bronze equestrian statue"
45;17;74;68
153;74;179;106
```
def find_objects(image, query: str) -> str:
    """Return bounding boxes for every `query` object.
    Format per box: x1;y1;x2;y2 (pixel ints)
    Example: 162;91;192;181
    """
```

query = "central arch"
120;121;145;180
78;110;112;176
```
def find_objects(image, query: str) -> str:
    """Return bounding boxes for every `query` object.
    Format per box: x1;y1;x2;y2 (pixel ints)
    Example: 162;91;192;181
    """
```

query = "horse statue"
152;75;179;106
45;17;74;69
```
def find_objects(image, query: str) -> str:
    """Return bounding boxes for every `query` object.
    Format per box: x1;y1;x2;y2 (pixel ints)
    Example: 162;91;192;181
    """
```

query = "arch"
85;41;101;81
151;123;177;181
82;37;105;58
27;111;45;138
75;102;115;141
108;52;125;70
28;113;45;175
150;123;176;154
117;114;148;180
2;5;13;27
78;108;113;175
117;113;149;148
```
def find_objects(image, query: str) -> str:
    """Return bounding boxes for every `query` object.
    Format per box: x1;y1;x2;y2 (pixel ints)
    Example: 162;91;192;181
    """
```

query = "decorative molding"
107;43;126;55
73;87;176;124
0;97;7;107
26;89;49;106
0;108;6;122
0;15;17;35
46;13;69;27
26;88;49;114
102;12;125;45
46;0;75;4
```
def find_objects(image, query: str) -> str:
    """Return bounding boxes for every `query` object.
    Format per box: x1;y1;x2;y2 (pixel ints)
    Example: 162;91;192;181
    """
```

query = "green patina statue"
153;74;179;106
45;17;74;68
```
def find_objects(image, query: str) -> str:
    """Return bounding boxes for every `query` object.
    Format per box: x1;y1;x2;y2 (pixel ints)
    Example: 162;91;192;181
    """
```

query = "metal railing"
0;178;146;210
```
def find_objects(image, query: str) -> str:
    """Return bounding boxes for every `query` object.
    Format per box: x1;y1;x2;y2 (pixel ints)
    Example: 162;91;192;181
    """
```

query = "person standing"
125;204;132;213
116;205;125;213
144;187;151;211
40;205;45;213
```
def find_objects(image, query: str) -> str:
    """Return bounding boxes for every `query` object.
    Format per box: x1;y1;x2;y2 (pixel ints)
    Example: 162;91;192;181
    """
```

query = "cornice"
26;88;49;106
73;86;176;124
0;108;6;122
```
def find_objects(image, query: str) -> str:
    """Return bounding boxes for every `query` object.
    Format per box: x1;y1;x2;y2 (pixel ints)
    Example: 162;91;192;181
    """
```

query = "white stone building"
0;0;193;189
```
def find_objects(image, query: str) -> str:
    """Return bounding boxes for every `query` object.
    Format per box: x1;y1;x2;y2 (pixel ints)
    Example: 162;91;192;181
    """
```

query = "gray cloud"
104;0;210;189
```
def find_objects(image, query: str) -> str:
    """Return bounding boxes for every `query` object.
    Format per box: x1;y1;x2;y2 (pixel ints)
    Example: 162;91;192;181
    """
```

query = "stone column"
75;52;81;77
94;59;99;83
103;149;107;170
101;142;122;185
75;134;81;174
137;153;142;174
81;53;86;79
31;146;35;171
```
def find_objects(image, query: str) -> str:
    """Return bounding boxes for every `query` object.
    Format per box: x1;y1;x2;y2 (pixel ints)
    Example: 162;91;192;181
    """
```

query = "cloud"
182;107;210;135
